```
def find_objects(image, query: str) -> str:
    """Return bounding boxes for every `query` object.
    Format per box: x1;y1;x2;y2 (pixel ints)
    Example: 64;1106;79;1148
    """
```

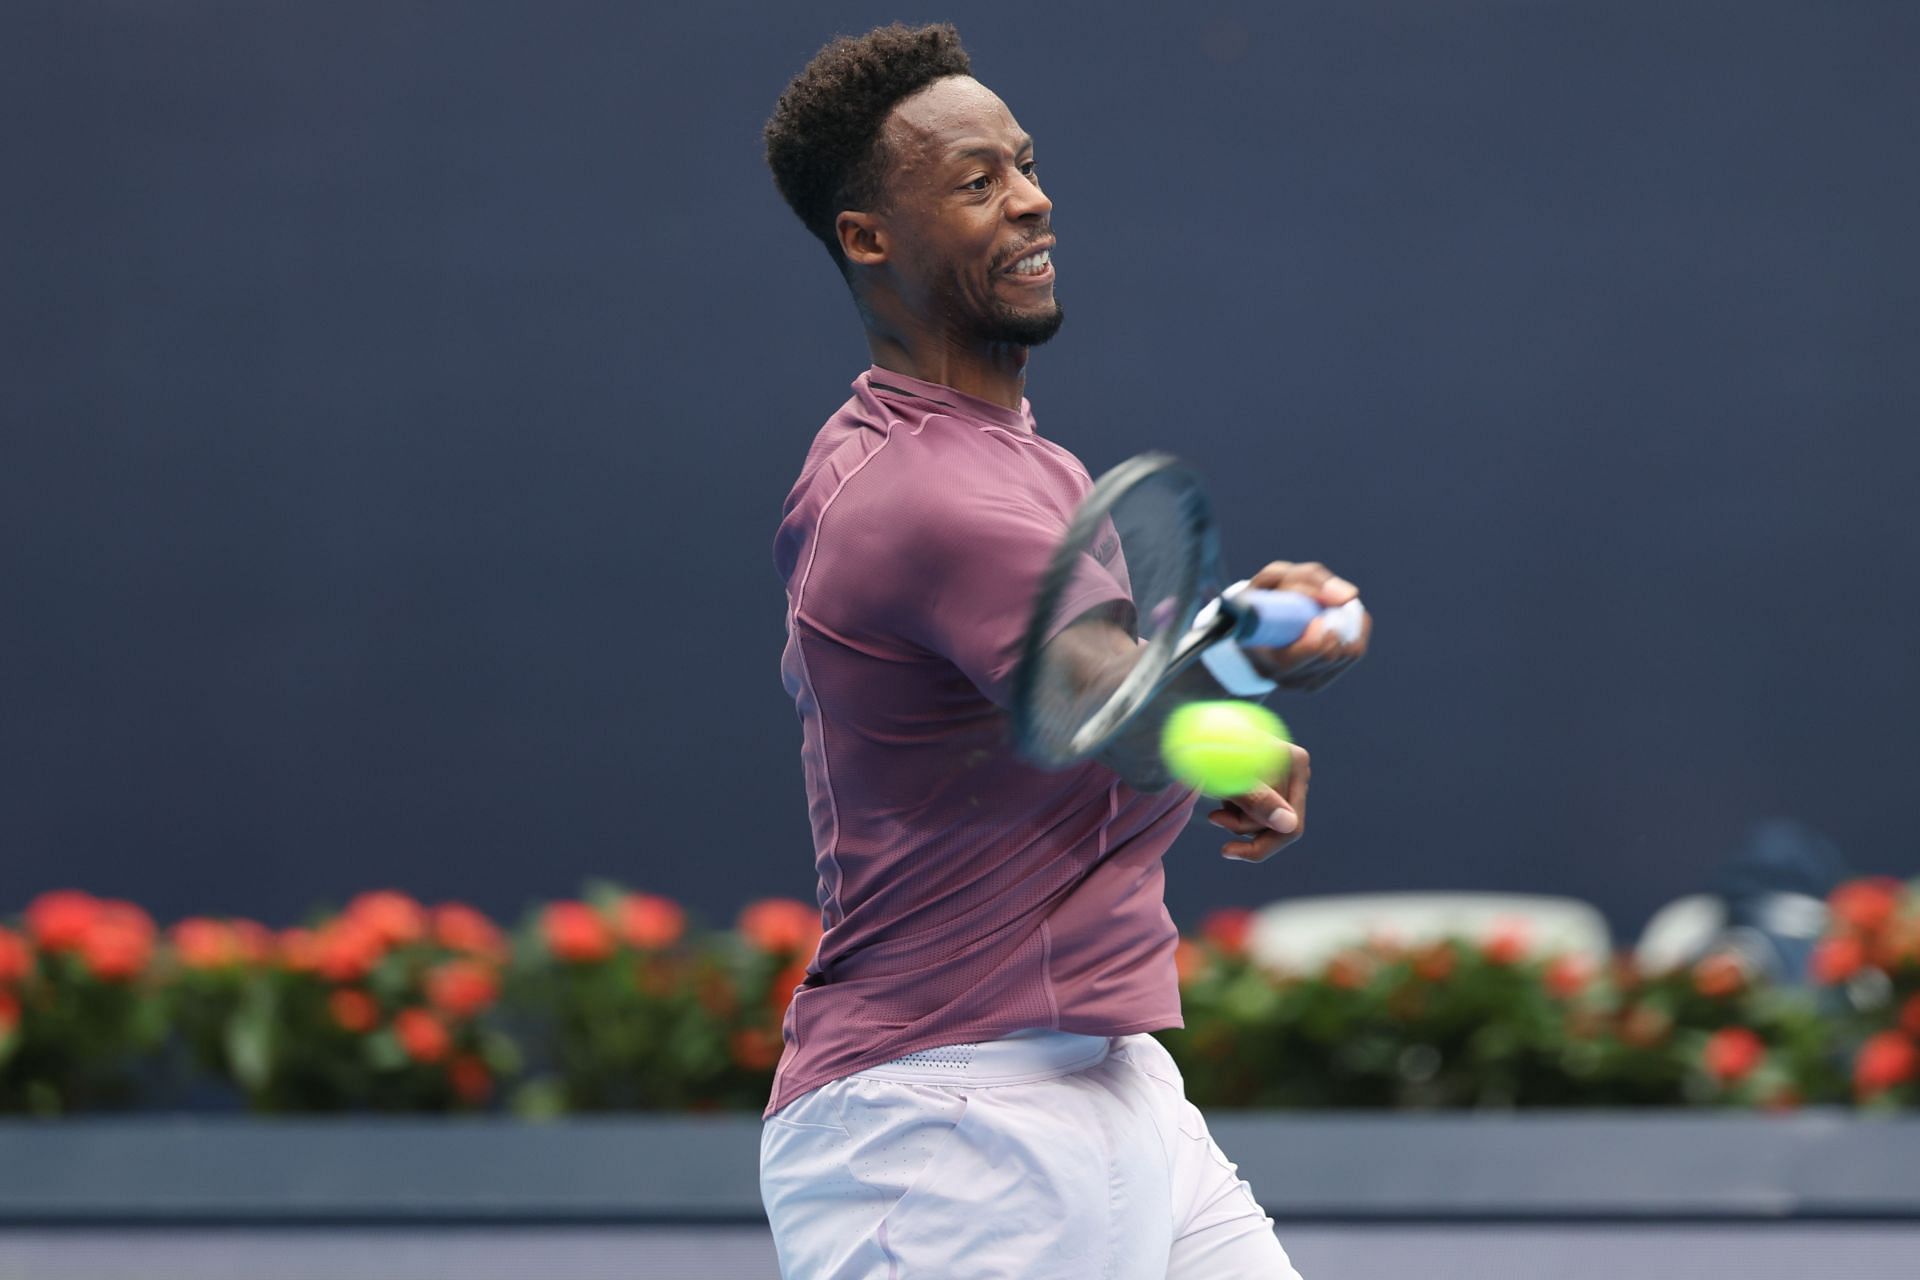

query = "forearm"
1093;658;1243;792
1040;610;1257;792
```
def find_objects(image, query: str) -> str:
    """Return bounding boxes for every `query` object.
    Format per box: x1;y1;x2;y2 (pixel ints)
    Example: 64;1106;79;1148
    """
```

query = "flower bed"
0;878;1915;1114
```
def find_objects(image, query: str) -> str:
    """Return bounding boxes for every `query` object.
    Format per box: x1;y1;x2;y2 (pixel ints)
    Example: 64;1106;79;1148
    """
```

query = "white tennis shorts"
760;1029;1302;1279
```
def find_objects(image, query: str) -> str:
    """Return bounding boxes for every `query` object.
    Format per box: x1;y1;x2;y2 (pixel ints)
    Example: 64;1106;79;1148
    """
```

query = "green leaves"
1170;932;1846;1110
222;979;277;1093
3;878;1917;1115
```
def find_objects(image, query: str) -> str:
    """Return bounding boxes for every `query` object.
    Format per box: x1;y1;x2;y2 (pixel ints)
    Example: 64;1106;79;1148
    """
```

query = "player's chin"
984;296;1065;347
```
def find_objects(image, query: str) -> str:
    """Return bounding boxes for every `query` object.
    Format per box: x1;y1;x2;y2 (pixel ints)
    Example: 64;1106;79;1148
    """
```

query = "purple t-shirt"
766;367;1197;1117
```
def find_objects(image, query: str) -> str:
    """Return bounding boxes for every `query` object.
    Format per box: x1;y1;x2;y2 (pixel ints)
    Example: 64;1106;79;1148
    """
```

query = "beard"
975;297;1065;347
937;268;1065;347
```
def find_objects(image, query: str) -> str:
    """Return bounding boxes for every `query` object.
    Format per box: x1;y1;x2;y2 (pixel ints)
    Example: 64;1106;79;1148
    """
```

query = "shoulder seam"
790;419;901;618
787;419;907;939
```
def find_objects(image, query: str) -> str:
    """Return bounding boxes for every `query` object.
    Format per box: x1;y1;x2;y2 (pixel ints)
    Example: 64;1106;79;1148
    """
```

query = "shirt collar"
862;366;1034;434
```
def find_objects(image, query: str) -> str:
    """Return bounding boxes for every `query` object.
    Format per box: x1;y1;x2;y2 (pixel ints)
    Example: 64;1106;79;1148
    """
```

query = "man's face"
872;77;1061;347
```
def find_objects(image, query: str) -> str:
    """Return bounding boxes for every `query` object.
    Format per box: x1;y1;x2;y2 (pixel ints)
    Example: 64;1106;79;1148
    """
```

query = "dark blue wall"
4;1;1916;938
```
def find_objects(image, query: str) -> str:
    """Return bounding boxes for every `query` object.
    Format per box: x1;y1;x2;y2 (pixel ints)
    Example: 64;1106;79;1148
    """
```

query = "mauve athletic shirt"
766;367;1197;1117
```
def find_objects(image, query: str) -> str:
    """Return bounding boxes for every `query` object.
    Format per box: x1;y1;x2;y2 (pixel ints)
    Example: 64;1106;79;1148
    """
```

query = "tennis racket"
1009;451;1365;769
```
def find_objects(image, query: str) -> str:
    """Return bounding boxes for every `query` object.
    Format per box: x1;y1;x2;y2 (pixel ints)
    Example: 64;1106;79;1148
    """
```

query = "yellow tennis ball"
1160;701;1291;797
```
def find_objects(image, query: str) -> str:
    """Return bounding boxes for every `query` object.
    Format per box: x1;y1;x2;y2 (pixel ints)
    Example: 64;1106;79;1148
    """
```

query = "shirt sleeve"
796;467;1132;709
918;491;1136;707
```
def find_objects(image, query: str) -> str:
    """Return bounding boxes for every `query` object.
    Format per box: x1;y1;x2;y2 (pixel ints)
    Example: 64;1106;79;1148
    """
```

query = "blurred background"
6;0;1916;936
4;1;1918;1276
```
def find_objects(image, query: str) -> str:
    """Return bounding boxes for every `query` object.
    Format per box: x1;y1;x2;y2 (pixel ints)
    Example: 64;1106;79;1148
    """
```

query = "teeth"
1011;250;1052;275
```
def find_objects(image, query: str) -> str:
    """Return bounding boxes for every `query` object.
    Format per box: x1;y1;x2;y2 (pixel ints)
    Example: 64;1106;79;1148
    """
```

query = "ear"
836;210;888;268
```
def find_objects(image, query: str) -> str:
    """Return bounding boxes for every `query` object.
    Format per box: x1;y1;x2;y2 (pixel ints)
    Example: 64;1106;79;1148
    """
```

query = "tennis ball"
1160;701;1291;797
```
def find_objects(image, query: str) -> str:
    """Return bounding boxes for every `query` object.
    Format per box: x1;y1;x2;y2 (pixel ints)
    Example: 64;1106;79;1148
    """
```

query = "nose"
1007;169;1051;222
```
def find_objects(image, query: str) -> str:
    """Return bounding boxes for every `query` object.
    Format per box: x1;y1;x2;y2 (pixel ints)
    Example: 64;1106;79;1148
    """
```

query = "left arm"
1199;560;1370;861
1040;610;1237;792
1237;560;1372;691
1036;560;1369;861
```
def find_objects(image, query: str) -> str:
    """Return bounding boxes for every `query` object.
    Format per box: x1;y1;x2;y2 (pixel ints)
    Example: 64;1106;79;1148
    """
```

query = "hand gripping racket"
1009;452;1366;768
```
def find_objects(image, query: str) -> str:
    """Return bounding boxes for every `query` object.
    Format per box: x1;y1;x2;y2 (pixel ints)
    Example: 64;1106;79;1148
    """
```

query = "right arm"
1039;609;1251;790
1042;610;1310;861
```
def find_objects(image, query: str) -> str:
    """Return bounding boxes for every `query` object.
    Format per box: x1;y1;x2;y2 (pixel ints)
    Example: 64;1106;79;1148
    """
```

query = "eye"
961;175;991;192
1020;160;1039;179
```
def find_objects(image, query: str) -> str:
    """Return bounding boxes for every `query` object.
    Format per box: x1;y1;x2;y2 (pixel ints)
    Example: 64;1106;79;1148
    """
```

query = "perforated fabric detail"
891;1043;978;1070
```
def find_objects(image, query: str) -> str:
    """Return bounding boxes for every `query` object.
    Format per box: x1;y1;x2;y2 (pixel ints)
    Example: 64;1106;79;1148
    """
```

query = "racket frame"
1011;452;1238;766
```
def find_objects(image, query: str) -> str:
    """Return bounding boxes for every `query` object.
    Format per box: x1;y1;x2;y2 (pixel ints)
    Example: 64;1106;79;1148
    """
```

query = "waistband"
851;1028;1112;1087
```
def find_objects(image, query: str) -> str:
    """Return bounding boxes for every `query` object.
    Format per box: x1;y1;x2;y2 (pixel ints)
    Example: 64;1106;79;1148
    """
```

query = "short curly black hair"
764;23;973;273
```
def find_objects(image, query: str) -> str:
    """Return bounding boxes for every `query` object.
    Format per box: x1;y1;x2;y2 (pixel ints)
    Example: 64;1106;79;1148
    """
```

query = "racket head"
1011;452;1221;767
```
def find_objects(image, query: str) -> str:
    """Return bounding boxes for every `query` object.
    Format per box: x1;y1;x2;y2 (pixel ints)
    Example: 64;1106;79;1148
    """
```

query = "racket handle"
1228;589;1325;648
1232;588;1368;648
1199;588;1367;697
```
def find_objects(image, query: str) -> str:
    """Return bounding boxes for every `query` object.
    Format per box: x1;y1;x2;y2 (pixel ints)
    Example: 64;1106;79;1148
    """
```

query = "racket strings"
1017;464;1211;766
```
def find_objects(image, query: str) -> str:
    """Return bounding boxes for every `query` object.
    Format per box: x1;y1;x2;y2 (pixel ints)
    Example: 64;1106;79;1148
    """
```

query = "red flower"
1854;1031;1918;1098
737;899;821;955
1326;949;1373;990
0;989;19;1034
1481;920;1531;966
1620;1003;1673;1049
347;891;427;947
1200;908;1254;957
1811;934;1866;985
616;894;686;951
1703;1026;1766;1083
25;890;102;952
1691;952;1746;999
315;919;386;983
1412;942;1456;984
1829;878;1902;935
1174;939;1207;985
729;1027;784;1071
229;920;274;965
425;960;500;1020
79;901;156;981
328;988;380;1034
432;903;508;962
0;928;32;984
278;927;322;972
1872;921;1920;971
769;960;810;1018
448;1053;493;1104
542;902;615;963
1900;994;1920;1040
170;918;237;970
394;1008;451;1063
1544;953;1594;999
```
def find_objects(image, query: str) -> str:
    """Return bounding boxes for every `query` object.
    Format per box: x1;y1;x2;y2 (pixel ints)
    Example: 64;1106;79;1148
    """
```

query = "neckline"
864;366;1033;433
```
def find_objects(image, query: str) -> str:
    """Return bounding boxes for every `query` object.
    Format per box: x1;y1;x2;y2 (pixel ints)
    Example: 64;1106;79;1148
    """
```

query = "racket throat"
1189;585;1278;697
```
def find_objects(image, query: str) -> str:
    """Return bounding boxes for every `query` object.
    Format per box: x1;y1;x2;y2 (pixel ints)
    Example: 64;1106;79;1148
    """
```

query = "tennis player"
760;24;1368;1278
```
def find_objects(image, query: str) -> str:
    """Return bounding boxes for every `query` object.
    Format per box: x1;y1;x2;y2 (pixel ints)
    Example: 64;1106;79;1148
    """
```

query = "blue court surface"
2;1224;1919;1280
